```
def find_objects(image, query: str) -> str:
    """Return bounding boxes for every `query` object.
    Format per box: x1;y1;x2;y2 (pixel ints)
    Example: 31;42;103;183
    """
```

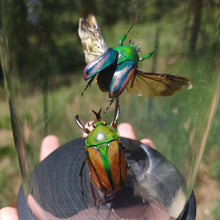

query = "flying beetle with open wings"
78;12;192;111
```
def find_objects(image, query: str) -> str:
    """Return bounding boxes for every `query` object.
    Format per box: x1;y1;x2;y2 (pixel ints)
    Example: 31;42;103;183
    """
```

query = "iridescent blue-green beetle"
78;12;192;109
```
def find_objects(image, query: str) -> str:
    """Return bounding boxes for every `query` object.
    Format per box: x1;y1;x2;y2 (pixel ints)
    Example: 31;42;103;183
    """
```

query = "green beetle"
75;99;137;204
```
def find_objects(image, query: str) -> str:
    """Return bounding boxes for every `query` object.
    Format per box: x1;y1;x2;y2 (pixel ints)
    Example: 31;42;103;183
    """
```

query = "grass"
0;99;20;207
212;201;220;220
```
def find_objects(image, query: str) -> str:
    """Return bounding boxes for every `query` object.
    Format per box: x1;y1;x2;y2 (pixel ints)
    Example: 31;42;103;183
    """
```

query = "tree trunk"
189;0;203;53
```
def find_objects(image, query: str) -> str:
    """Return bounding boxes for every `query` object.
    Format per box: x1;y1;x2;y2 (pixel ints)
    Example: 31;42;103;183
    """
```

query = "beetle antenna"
111;98;120;128
75;115;90;134
92;109;102;121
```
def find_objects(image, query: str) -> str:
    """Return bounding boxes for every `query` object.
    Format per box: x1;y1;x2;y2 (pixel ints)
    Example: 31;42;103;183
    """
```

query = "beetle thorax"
114;45;139;64
85;125;119;147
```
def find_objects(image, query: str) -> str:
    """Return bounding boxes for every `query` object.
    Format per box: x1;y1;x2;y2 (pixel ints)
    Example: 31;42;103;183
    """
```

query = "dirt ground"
195;163;220;220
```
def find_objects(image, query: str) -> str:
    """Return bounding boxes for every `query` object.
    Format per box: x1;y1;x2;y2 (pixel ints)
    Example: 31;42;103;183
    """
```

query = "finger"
39;135;60;161
117;123;136;140
0;207;19;220
118;123;156;149
140;138;156;149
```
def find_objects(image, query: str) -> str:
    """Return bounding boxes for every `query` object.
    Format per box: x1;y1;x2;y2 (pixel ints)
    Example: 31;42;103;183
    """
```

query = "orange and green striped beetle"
74;100;138;204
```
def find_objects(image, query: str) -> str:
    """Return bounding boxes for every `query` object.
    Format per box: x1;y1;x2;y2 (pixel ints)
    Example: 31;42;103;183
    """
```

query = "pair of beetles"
75;12;192;205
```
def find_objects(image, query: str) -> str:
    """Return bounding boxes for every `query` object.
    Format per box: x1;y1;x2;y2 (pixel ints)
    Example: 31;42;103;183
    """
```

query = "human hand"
0;124;172;220
0;135;60;220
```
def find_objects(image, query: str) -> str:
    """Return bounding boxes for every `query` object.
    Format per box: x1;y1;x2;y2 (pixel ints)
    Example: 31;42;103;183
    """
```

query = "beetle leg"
119;24;135;46
122;144;142;166
89;174;97;206
75;115;90;134
81;75;95;96
139;45;159;61
104;98;115;113
111;97;120;128
126;163;138;183
79;158;87;197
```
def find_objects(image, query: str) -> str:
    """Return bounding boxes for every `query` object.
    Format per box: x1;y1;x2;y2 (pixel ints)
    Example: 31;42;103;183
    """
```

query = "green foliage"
0;114;10;129
0;101;11;129
212;200;220;220
0;145;20;207
211;158;220;183
206;100;220;151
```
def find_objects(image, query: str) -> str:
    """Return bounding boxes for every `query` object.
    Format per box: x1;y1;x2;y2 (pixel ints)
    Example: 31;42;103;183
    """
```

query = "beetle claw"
75;115;90;134
104;98;115;113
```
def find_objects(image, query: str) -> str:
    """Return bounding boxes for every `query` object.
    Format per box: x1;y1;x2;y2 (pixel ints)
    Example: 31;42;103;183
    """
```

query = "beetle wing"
78;12;108;64
84;48;118;80
109;60;137;98
126;70;192;97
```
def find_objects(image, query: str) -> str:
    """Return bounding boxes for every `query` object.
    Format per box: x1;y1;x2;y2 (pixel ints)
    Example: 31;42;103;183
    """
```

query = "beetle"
78;12;192;110
74;99;138;205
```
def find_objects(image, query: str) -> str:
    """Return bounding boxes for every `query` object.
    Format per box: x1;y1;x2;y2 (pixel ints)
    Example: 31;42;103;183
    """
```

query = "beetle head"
128;40;140;52
91;109;108;128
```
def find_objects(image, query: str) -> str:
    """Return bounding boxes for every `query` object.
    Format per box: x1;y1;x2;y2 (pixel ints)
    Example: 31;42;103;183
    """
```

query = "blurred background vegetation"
0;0;220;219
